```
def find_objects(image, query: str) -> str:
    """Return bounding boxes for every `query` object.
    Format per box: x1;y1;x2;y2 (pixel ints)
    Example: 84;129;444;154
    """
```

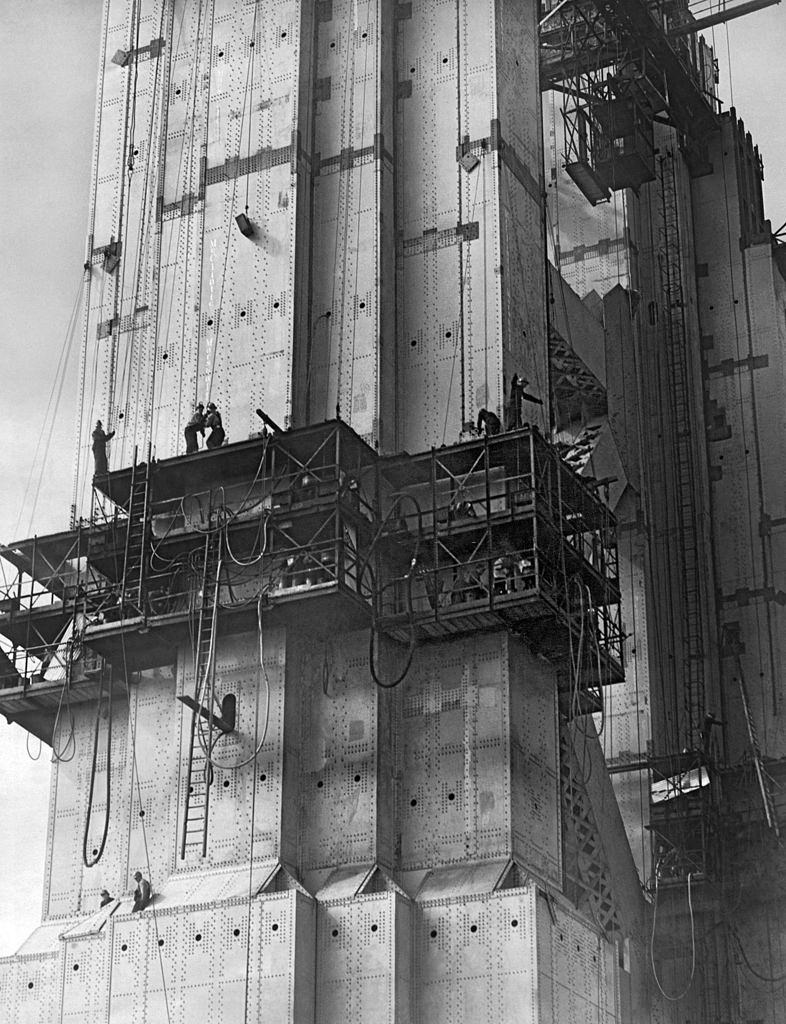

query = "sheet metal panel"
124;666;178;892
0;951;61;1024
396;1;546;451
77;0;316;510
316;892;411;1024
298;631;390;870
507;636;561;886
415;888;539;1024
536;892;618;1024
305;0;396;448
176;626;288;869
61;931;110;1024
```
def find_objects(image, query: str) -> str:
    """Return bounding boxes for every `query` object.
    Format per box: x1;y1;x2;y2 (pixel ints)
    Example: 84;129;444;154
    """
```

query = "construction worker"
184;402;205;454
477;408;501;437
92;420;115;477
99;888;114;907
205;402;225;449
131;871;151;912
507;373;544;429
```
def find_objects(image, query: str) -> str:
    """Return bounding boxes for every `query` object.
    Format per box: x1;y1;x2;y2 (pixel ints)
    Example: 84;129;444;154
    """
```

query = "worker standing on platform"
131;871;151;912
184;402;205;454
91;420;115;477
205;402;225;449
477;408;501;437
99;888;114;907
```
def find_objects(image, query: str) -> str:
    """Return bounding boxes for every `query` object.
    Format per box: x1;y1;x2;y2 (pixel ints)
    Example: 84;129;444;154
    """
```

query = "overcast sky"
0;0;784;956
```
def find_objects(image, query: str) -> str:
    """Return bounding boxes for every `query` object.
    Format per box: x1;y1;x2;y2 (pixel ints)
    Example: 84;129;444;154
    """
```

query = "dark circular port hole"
470;925;477;934
119;412;124;419
410;798;417;806
362;32;367;39
330;41;336;48
92;848;98;855
354;774;361;783
162;353;168;360
273;301;279;309
249;41;254;48
410;66;415;73
410;339;417;347
317;780;324;788
175;88;181;95
281;31;286;38
28;982;33;990
133;148;139;156
272;923;279;932
429;929;437;938
260;773;266;782
218;51;224;57
331;928;338;937
442;57;448;63
233;928;240;937
121;944;128;952
158;938;164;947
445;331;452;338
195;933;202;942
240;310;246;317
73;964;79;971
511;919;518;928
223;780;230;788
189;786;194;793
370;924;378;932
207;318;214;326
448;793;455;801
359;301;365;309
139;810;145;818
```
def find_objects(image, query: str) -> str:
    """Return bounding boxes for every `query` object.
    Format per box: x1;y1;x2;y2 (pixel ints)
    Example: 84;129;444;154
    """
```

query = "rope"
650;868;696;1001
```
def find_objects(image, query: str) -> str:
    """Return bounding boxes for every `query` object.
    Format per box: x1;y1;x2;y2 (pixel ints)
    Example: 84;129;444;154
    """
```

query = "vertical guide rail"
180;523;221;860
120;446;151;618
658;150;704;749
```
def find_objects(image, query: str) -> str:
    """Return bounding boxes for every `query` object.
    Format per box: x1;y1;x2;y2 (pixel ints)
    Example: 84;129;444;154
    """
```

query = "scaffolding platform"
0;422;624;731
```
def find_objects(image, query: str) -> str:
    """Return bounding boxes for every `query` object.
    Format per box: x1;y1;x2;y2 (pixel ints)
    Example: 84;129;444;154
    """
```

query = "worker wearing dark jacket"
92;421;115;477
205;403;225;449
184;403;205;454
131;871;151;912
477;408;501;436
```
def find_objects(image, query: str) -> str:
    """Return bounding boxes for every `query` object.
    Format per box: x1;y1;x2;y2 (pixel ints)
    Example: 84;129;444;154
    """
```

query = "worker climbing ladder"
120;450;151;619
180;525;223;859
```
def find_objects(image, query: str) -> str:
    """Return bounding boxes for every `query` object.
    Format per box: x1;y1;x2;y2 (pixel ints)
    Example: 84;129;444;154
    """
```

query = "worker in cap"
184;402;205;454
92;420;115;477
99;888;114;907
131;871;151;912
205;402;225;449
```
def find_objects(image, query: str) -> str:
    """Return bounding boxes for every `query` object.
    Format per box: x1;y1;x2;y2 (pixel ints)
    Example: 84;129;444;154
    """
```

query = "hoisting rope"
82;665;114;867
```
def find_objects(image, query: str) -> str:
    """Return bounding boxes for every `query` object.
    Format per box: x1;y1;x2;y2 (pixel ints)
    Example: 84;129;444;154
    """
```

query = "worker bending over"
184;403;205;454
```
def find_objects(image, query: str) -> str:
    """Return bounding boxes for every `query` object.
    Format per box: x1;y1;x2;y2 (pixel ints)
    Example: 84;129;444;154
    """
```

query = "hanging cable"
362;493;423;689
650;866;696;1001
82;665;113;867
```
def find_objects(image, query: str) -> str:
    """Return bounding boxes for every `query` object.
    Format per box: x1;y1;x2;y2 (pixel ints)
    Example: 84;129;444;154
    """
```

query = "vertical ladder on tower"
658;150;704;750
180;527;222;860
120;449;151;619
